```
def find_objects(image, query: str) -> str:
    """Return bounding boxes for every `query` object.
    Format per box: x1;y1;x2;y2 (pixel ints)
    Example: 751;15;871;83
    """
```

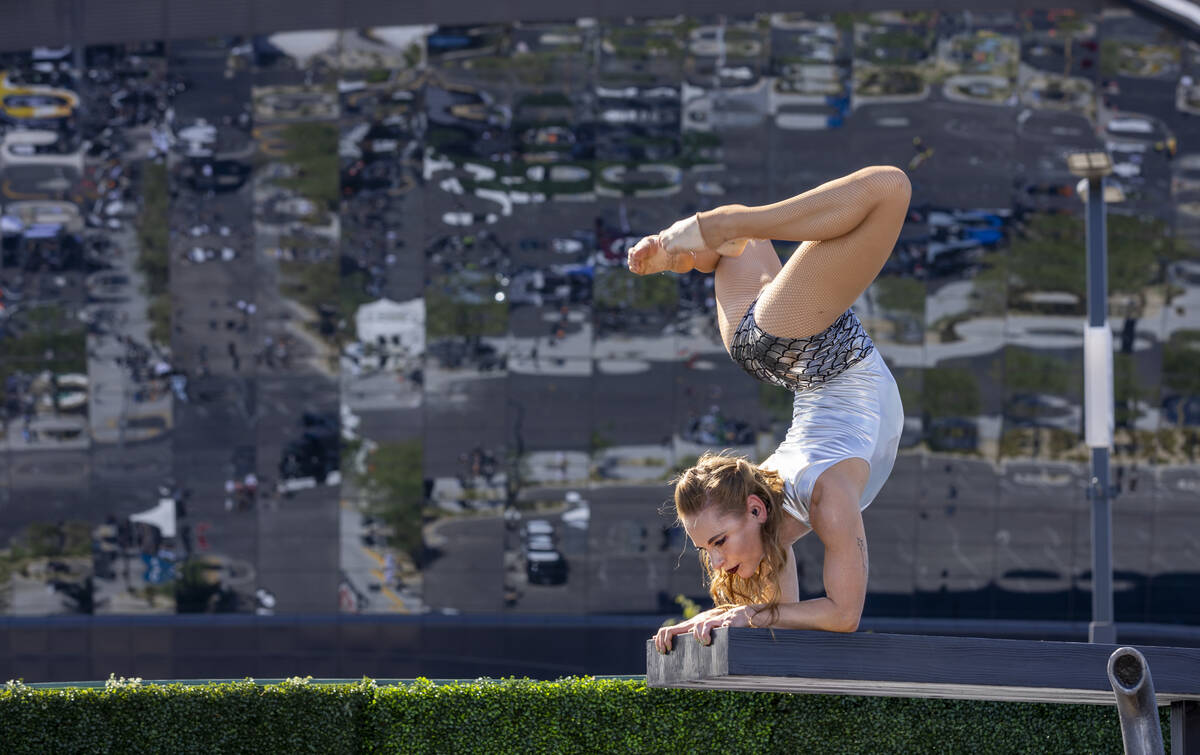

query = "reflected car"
342;160;394;195
525;549;568;585
442;211;498;226
552;238;583;254
562;505;590;531
774;104;844;130
1021;182;1075;198
0;91;77;122
85;270;132;301
0;129;84;171
523;518;567;584
426;339;505;371
1107;141;1145;177
181;159;251;192
279;412;340;484
926;417;979;452
1163;395;1200;427
1105;116;1157;138
524;519;555;539
1005;393;1081;431
684;416;755;445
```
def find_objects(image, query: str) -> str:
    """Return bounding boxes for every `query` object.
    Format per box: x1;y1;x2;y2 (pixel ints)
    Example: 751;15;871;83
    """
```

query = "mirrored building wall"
0;9;1198;625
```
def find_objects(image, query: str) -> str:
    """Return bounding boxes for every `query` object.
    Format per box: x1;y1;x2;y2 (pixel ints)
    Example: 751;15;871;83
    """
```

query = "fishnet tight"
703;165;911;341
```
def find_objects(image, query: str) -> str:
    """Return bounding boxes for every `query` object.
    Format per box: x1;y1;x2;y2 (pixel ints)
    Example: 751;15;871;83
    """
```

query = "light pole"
1068;151;1118;644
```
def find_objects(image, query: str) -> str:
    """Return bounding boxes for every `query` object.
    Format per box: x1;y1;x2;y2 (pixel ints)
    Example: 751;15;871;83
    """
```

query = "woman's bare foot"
627;235;693;275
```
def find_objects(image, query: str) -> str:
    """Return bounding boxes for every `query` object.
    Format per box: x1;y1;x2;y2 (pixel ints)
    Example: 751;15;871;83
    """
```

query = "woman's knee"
861;165;912;205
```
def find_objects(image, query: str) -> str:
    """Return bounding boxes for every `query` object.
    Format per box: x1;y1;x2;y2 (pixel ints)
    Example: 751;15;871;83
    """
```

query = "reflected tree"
425;234;511;340
873;275;925;342
272;122;340;211
1053;12;1090;77
1006;212;1169;313
593;268;677;313
425;285;508;340
176;558;240;613
1163;330;1200;397
922;367;981;419
1000;346;1074;396
758;382;793;426
135;161;170;346
0;305;87;415
874;275;925;316
1113;352;1151;429
0;521;95;614
355;440;426;565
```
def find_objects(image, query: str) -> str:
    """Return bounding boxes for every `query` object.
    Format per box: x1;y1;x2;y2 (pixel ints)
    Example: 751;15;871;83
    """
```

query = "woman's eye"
714;538;725;547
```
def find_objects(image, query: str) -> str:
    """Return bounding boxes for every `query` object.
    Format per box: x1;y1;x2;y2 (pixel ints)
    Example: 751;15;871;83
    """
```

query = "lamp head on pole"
1067;151;1113;179
1067;152;1123;203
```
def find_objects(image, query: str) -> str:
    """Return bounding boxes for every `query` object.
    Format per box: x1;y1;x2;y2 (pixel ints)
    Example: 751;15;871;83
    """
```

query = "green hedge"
0;676;1169;754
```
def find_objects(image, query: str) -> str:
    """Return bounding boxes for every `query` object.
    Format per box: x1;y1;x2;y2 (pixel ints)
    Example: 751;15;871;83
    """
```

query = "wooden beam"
647;629;1200;705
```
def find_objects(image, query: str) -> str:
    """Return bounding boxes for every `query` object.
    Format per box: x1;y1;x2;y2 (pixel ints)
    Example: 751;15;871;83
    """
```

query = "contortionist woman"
627;166;912;653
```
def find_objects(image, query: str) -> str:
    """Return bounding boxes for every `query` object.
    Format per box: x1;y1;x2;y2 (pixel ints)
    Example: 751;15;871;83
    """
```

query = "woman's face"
682;496;766;579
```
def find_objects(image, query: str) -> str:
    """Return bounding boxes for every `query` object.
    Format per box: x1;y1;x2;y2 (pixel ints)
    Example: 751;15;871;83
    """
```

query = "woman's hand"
653;604;770;653
652;607;725;654
692;604;763;645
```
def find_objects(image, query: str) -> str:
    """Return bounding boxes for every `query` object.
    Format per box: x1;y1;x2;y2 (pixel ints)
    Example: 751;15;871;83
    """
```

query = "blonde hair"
672;451;787;625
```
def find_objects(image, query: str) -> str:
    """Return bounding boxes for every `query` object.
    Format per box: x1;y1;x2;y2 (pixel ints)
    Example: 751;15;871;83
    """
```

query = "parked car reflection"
523;519;568;586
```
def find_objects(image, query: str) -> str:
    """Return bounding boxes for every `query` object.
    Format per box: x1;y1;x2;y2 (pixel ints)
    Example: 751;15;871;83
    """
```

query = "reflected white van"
0;129;84;171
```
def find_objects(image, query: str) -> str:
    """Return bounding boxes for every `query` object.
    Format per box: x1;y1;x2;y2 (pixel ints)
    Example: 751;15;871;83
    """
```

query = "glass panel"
336;27;427;615
166;35;259;614
4;8;1200;631
249;28;345;614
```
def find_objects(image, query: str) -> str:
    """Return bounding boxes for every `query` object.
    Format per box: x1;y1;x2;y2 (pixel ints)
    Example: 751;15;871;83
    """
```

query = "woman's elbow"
830;606;862;633
830;616;859;633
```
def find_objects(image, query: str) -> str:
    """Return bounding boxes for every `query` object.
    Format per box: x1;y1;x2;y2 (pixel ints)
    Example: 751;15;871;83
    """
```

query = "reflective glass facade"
1;9;1198;628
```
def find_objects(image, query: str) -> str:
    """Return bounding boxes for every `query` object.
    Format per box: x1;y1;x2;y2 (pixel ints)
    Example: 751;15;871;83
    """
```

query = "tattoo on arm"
856;536;868;575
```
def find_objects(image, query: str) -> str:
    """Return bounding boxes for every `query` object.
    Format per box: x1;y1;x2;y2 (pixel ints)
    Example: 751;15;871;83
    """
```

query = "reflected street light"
1067;150;1117;645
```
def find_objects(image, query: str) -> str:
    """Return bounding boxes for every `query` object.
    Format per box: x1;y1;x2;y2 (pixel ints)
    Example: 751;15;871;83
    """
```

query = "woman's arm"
766;483;867;632
778;542;800;604
690;462;869;643
653;605;732;653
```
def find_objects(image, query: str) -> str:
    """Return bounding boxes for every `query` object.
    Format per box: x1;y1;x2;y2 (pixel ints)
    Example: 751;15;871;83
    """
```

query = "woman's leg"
745;167;911;339
713;240;780;351
644;166;910;339
628;237;780;353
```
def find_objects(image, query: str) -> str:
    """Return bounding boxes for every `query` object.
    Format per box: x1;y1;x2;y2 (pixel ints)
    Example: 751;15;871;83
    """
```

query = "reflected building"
1;5;1199;679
